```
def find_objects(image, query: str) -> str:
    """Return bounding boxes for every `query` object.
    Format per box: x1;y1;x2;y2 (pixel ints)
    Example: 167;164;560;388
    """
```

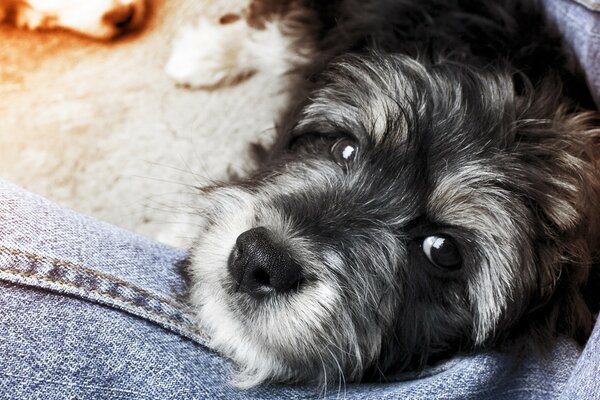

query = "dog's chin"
187;188;381;388
186;192;274;387
190;278;295;388
189;245;343;388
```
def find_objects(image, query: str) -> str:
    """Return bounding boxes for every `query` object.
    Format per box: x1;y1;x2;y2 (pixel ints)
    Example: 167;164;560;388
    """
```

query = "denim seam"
0;245;210;345
0;245;187;310
0;266;191;333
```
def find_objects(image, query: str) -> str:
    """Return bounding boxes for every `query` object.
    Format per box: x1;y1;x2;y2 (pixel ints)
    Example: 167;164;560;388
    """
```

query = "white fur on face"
3;0;145;39
188;188;286;387
188;162;392;387
187;187;323;387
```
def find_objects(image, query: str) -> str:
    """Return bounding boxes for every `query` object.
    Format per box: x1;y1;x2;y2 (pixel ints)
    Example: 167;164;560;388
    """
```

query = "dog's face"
189;54;598;387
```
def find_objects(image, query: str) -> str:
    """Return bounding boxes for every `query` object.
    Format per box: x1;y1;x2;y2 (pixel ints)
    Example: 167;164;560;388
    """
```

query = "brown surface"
0;0;285;245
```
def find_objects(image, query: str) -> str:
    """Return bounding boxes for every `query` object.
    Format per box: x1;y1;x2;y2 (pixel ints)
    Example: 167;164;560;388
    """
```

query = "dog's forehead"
297;56;421;143
288;54;528;237
296;54;515;150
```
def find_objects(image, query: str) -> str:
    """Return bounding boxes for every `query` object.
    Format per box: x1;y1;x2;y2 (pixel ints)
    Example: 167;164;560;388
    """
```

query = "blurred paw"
14;4;55;30
14;0;146;39
165;17;256;89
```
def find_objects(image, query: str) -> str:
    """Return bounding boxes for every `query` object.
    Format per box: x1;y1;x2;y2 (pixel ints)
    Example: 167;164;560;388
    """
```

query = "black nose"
228;227;302;297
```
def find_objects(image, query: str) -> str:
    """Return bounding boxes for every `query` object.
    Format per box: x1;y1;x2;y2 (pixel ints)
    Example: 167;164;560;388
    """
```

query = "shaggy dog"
178;0;600;388
0;0;145;38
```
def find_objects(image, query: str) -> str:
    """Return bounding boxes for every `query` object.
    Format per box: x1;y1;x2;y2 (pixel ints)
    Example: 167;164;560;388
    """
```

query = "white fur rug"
0;0;286;247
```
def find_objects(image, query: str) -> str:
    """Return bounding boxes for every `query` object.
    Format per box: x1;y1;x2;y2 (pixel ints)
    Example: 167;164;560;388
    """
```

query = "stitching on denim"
0;267;194;334
0;245;188;311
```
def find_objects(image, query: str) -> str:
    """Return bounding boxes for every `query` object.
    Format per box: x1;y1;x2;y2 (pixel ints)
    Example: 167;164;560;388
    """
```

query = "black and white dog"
179;0;600;388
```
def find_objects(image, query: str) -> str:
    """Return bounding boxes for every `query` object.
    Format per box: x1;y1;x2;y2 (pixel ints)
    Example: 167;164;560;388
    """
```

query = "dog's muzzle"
228;227;303;298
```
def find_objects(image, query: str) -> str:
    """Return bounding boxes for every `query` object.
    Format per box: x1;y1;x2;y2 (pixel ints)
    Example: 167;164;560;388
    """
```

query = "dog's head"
189;54;600;387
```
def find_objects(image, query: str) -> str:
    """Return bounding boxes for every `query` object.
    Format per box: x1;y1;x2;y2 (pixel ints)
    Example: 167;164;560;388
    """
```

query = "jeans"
0;181;595;400
545;0;600;108
1;0;600;398
1;180;599;400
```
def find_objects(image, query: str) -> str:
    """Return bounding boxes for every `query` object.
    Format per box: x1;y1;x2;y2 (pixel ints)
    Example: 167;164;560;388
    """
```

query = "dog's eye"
331;139;358;165
422;235;461;269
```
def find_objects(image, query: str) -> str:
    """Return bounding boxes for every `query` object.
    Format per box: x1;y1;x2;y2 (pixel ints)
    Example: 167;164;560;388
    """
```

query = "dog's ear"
509;74;599;239
509;89;600;344
512;105;600;236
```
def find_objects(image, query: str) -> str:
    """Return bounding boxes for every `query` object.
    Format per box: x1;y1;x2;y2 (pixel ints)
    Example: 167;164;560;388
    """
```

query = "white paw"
16;0;146;39
13;5;54;29
165;17;257;89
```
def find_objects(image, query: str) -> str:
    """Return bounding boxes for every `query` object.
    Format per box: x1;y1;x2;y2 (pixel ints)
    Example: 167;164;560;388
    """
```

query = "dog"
177;0;600;388
0;0;146;39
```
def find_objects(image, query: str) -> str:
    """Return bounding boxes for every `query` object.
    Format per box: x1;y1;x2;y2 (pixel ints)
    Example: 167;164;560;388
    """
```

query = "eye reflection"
331;139;358;164
422;235;462;269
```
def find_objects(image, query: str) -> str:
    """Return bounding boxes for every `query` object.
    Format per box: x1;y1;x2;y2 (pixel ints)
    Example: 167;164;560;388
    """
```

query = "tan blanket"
0;0;285;246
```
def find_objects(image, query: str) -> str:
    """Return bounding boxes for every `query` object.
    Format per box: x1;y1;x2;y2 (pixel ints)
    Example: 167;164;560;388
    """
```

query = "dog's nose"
228;227;302;297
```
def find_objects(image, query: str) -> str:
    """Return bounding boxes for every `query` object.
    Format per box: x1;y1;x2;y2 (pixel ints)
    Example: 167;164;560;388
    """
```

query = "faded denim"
1;0;600;398
545;0;600;107
1;181;596;400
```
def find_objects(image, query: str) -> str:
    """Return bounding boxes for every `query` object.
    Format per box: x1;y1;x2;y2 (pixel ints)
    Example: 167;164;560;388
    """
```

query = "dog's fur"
184;0;600;388
0;0;146;39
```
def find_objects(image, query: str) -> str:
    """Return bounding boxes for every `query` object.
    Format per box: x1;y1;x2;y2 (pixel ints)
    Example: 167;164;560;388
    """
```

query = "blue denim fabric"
1;1;600;398
544;0;600;107
0;183;598;400
571;0;600;12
